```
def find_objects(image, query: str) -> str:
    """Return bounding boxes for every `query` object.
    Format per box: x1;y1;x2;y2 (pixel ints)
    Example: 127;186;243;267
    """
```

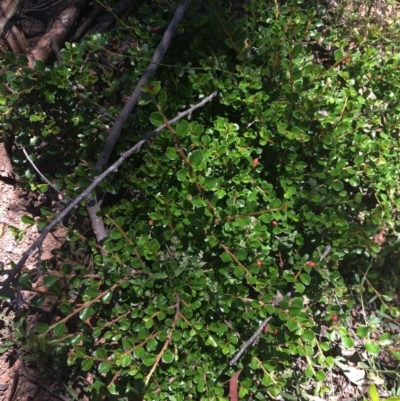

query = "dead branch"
87;0;192;244
27;0;89;68
0;92;217;298
229;315;272;366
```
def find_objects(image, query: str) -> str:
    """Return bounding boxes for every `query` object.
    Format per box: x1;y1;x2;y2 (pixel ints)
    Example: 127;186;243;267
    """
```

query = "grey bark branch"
87;0;192;245
95;0;192;172
0;92;217;297
229;316;272;366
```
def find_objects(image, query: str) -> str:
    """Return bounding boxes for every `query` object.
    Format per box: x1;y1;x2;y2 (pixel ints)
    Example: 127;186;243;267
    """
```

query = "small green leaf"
134;347;145;359
342;336;355;349
147;81;161;95
302;329;315;342
390;350;400;361
331;181;344;191
356;325;370;338
109;383;117;395
30;295;45;308
34;60;45;71
142;354;156;367
378;332;392;346
299;273;311;285
98;361;113;374
138;93;152;105
206;335;218;347
233;266;245;277
334;49;344;61
166;147;178;160
162;350;174;364
295;282;305;293
176;120;189;136
79;307;95;321
369;383;379;401
305;365;314;377
151;273;167;280
365;342;380;356
21;215;35;225
235;249;247;260
146;338;158;352
177;169;187;182
81;359;94;371
36;323;49;333
354;155;364;165
101;292;112;303
75;347;85;358
84;287;99;299
284;186;296;199
109;229;122;239
120;354;131;367
220;252;232;262
202;135;210;147
189;150;204;166
60;304;73;315
43;275;58;287
204;177;217;190
30;114;44;122
149;112;163;126
287;319;298;332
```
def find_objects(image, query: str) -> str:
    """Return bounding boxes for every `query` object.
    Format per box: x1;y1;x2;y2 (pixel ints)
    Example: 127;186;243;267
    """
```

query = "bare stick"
87;0;192;243
229;316;272;366
0;92;217;297
21;147;70;200
94;0;192;172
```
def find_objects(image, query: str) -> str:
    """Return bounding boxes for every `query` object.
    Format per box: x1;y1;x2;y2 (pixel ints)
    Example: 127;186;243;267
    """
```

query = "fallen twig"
27;0;88;68
229;316;272;366
21;147;69;200
87;0;192;244
0;92;217;297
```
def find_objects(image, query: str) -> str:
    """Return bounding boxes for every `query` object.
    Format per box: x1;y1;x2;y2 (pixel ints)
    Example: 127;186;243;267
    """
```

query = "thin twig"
229;316;272;366
164;0;175;13
318;245;332;262
87;0;193;244
144;293;180;386
6;370;18;401
0;92;217;297
21;147;69;200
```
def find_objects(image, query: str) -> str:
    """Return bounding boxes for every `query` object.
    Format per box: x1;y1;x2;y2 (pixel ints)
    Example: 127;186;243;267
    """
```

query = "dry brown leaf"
229;369;242;401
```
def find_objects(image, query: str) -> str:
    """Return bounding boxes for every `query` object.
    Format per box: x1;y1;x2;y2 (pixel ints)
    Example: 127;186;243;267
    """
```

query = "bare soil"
0;143;68;401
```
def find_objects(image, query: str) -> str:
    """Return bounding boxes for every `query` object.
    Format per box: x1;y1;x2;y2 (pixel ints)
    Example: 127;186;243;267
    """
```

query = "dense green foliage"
1;0;400;399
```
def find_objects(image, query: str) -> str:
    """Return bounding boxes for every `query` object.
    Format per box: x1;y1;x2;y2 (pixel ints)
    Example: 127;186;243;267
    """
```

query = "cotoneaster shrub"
1;1;400;400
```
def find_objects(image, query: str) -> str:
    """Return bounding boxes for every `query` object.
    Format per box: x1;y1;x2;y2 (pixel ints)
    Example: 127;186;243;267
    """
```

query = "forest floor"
0;143;69;401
